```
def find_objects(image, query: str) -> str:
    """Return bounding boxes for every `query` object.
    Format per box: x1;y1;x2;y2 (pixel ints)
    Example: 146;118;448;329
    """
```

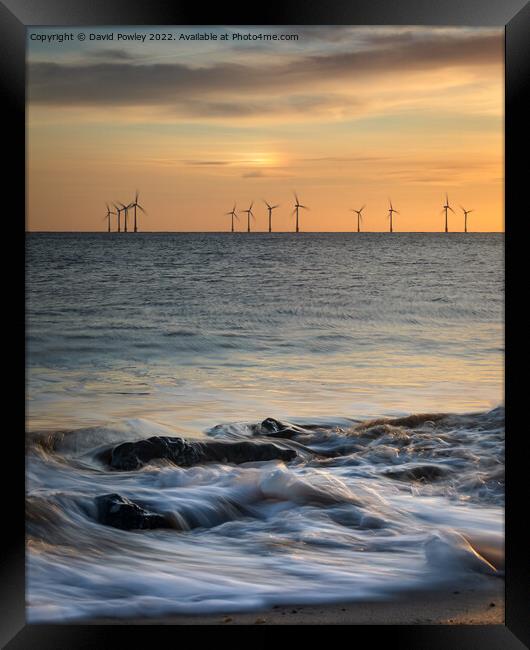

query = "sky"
27;26;504;232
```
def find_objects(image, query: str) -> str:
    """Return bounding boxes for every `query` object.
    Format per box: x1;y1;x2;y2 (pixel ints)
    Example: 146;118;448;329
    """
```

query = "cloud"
86;48;136;61
183;160;230;166
28;30;502;118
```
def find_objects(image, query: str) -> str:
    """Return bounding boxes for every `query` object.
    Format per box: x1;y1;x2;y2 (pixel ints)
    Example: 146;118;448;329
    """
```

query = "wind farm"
104;193;147;232
102;191;481;233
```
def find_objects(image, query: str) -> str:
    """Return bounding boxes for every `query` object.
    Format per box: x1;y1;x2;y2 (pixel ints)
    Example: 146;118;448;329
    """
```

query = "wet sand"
82;578;504;625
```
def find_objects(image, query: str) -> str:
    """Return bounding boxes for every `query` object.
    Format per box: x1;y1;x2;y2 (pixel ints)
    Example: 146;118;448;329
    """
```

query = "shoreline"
76;579;504;626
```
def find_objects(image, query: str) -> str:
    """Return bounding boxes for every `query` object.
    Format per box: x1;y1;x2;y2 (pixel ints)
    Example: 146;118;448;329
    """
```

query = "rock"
383;463;450;482
109;436;297;471
95;493;171;530
355;413;447;431
260;417;312;439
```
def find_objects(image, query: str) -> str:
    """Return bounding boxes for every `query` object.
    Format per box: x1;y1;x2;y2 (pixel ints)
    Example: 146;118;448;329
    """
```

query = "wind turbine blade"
360;205;366;212
263;200;271;208
294;192;299;204
394;210;400;215
272;204;280;209
300;205;309;210
449;206;455;213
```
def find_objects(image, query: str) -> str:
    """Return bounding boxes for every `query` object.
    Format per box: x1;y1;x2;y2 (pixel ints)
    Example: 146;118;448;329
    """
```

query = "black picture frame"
3;1;528;647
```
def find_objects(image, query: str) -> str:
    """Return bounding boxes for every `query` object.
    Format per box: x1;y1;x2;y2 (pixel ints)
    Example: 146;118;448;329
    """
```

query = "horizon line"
26;230;504;234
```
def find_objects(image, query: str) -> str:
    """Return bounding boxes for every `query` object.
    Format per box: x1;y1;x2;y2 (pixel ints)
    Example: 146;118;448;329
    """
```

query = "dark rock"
95;493;171;530
383;463;450;482
355;413;447;431
260;417;312;439
110;436;297;471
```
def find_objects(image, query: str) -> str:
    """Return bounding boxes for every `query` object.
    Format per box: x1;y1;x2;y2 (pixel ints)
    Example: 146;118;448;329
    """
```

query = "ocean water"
26;232;504;622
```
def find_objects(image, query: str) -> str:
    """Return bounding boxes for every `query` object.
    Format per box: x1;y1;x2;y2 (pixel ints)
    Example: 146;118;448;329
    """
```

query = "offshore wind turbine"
460;206;474;233
442;193;455;233
263;200;279;232
350;205;365;233
129;191;146;233
292;192;309;233
241;201;254;232
119;202;130;233
388;199;399;233
225;203;239;232
104;203;116;232
113;203;122;232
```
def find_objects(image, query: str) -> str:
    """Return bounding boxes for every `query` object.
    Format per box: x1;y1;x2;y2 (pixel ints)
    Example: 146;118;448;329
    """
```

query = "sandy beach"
81;579;503;625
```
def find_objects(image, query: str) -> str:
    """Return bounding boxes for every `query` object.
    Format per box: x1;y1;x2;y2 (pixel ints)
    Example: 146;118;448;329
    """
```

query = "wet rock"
110;436;297;471
260;417;312;439
383;463;450;482
95;493;171;530
355;413;447;431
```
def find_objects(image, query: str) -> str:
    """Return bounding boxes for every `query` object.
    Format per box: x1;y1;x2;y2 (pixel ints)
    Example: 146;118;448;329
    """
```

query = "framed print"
2;0;529;647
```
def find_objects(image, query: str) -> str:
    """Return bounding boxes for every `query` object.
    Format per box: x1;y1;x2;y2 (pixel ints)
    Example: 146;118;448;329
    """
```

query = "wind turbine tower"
388;199;399;233
293;192;308;233
114;203;122;232
461;206;474;233
129;191;146;233
226;203;239;232
264;200;279;232
120;203;129;233
241;201;254;232
104;203;116;232
442;193;455;233
350;205;365;233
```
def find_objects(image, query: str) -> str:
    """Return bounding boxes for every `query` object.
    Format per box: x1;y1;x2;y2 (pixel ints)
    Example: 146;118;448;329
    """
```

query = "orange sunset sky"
27;26;504;232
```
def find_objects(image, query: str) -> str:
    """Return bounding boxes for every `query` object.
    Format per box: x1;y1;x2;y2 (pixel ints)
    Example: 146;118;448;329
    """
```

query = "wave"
26;407;504;622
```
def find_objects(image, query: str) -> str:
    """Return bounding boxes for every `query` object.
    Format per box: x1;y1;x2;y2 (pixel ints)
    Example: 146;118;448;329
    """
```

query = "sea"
26;232;504;622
